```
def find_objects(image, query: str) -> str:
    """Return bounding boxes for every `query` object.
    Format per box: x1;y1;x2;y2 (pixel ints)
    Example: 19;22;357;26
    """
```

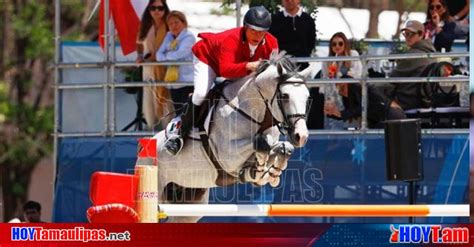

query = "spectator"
424;0;456;52
269;0;322;129
136;0;174;130
157;11;195;115
323;32;405;128
446;0;469;21
23;201;44;223
163;6;278;156
446;0;470;39
388;20;436;110
269;0;316;69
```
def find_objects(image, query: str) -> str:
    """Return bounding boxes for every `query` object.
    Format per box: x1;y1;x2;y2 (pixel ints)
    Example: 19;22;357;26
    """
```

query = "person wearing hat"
387;20;436;110
164;6;279;156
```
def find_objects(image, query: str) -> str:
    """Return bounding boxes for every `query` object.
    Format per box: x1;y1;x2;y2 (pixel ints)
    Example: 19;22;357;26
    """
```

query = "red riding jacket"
192;27;279;79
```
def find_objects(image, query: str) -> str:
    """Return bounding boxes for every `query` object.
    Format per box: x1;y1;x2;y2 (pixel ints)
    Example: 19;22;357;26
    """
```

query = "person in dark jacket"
324;78;405;128
388;20;436;110
446;0;469;38
269;0;320;128
269;0;316;69
424;0;456;52
446;0;469;21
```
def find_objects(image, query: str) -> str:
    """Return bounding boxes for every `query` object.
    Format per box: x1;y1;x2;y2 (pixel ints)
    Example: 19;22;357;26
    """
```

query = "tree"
366;0;389;38
0;0;97;222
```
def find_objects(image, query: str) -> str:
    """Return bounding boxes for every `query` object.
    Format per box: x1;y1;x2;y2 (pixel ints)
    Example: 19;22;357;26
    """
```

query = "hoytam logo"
389;225;469;244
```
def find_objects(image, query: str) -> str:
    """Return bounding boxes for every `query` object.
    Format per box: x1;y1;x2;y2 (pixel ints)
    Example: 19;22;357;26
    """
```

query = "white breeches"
192;56;217;106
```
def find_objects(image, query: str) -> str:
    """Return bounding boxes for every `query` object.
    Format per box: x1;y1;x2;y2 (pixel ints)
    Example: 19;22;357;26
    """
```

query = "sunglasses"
331;41;344;47
429;4;442;10
402;31;417;38
149;6;165;11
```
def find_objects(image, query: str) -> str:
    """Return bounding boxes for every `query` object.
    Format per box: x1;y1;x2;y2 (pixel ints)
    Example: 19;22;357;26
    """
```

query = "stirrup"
164;135;184;156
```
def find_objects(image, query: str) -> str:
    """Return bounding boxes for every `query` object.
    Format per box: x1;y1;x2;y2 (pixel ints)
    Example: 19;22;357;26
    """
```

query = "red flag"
99;0;141;55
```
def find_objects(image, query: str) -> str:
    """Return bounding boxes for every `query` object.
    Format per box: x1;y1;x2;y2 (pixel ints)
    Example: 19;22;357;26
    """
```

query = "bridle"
258;65;308;135
222;62;309;135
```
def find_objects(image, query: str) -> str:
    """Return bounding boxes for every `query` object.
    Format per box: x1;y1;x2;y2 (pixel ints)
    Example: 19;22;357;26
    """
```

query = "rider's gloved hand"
246;60;261;72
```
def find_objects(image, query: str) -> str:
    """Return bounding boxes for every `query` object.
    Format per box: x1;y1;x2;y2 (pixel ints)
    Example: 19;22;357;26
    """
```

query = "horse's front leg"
266;141;294;187
250;141;294;187
241;132;294;187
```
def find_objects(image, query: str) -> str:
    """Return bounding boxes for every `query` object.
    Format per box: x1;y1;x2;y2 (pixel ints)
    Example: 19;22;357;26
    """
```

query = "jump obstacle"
86;139;469;223
157;204;469;218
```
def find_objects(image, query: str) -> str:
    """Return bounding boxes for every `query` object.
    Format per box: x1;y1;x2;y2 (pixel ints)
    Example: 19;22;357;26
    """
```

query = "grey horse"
152;52;314;222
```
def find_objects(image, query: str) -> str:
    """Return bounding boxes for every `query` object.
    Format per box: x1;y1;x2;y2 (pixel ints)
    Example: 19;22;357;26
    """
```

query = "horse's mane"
234;51;300;98
255;51;299;76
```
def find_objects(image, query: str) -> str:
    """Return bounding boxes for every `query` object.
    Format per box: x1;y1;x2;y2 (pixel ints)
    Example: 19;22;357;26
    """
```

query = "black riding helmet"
244;6;272;31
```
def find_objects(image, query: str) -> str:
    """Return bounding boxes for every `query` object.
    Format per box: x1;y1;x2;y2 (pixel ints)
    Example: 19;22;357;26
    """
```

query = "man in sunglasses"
163;6;278;156
387;20;436;111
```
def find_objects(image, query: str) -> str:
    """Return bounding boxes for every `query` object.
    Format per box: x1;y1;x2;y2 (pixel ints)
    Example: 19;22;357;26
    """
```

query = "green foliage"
61;0;90;40
211;5;235;15
1;0;57;220
12;1;54;59
0;83;8;124
11;1;54;59
351;39;369;55
390;38;409;54
247;0;279;13
401;0;426;12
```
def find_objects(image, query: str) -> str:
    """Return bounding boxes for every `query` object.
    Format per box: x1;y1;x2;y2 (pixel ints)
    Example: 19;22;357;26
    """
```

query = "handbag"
421;62;460;108
164;39;179;82
432;84;460;107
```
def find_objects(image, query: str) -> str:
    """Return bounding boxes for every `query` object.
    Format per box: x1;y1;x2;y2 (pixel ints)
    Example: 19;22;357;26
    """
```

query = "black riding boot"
164;101;201;155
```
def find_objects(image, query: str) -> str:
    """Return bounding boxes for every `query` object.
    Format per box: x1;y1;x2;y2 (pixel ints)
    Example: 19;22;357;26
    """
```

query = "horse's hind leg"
162;183;209;223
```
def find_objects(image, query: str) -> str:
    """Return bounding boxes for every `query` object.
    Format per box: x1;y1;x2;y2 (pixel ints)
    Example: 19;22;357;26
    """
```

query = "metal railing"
52;52;470;137
53;0;470;141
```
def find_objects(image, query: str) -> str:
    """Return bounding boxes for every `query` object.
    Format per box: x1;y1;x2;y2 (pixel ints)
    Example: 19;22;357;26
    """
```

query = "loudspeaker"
384;119;423;181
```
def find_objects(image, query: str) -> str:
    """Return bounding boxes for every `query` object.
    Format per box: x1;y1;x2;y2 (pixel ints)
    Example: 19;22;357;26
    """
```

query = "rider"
164;6;279;155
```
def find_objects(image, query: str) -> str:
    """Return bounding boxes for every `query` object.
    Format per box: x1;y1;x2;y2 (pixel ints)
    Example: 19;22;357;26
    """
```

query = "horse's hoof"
270;177;280;187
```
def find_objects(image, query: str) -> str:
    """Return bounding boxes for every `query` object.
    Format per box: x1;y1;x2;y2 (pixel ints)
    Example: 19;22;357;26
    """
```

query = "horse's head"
254;52;313;148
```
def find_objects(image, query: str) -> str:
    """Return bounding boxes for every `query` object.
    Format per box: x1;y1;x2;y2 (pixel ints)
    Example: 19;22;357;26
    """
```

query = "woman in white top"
322;33;362;79
156;11;196;115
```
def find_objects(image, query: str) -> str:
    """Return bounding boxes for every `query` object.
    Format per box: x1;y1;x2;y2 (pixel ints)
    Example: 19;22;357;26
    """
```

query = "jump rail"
157;204;469;218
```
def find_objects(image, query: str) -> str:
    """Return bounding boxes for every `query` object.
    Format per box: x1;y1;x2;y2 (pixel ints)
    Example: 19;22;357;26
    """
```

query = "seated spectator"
447;0;469;21
387;20;436;110
321;32;362;80
320;32;361;129
157;11;195;115
23;201;44;223
447;0;469;39
322;32;405;128
424;0;456;52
